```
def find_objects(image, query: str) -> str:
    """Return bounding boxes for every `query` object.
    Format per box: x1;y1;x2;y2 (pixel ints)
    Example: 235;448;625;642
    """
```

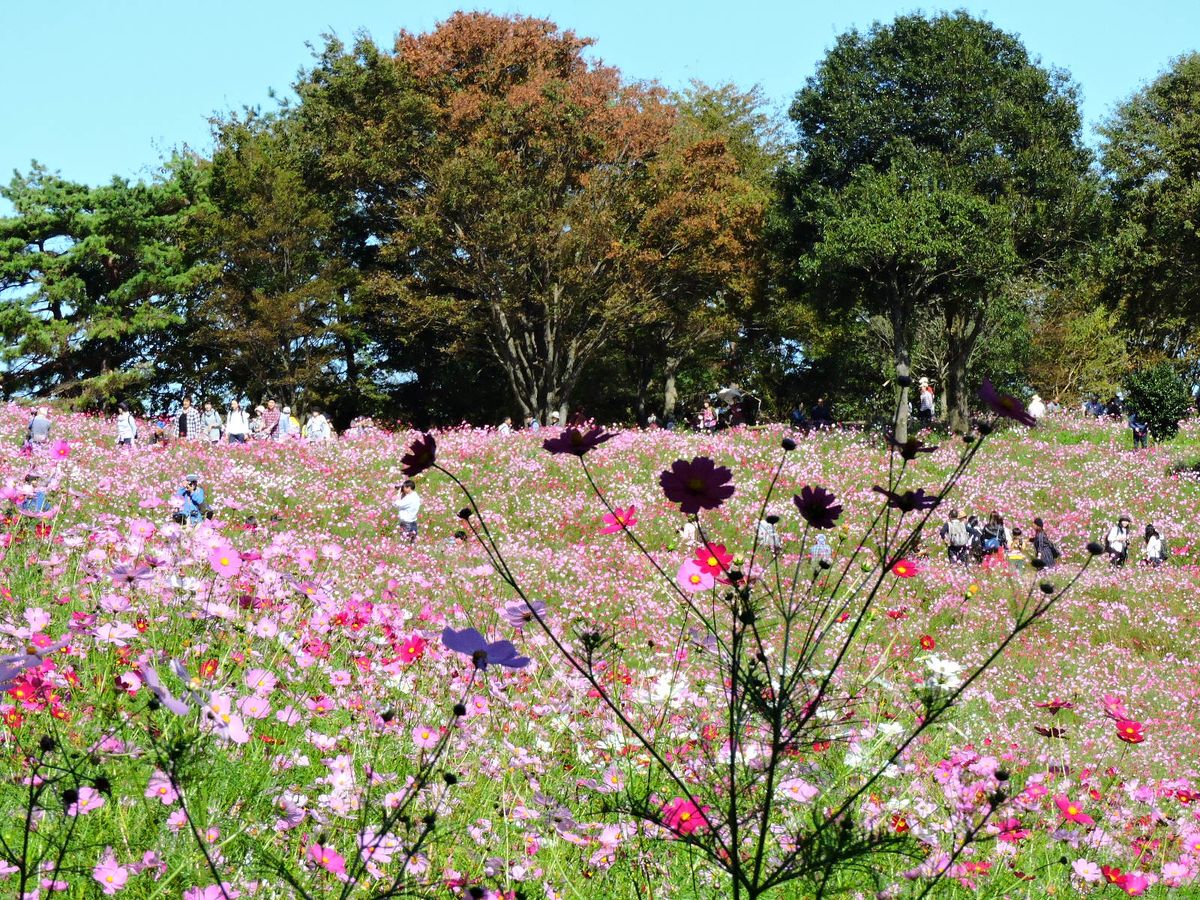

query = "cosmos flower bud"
781;437;797;451
1086;541;1104;556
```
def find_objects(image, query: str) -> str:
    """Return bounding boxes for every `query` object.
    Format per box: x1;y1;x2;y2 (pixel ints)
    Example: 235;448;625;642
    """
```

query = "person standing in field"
1105;515;1132;567
201;402;223;444
261;400;281;440
1030;517;1060;569
939;509;970;564
27;407;52;447
178;397;202;441
116;402;138;448
226;401;250;444
393;479;421;542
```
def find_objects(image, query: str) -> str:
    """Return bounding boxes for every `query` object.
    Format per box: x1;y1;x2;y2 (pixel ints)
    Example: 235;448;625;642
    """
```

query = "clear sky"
1;0;1198;192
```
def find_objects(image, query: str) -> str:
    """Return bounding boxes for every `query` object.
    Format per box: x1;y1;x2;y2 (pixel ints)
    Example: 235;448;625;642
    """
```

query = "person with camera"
172;474;207;526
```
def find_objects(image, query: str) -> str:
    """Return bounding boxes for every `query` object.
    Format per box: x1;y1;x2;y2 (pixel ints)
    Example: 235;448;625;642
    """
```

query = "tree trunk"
663;355;682;419
944;304;986;434
891;296;912;443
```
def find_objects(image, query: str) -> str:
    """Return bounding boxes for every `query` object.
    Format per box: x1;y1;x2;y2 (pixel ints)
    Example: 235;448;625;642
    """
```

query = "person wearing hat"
172;474;207;526
917;378;935;425
548;410;561;426
1105;515;1132;567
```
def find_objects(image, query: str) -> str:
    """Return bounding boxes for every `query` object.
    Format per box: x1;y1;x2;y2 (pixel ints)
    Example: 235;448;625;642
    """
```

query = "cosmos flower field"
2;403;1200;898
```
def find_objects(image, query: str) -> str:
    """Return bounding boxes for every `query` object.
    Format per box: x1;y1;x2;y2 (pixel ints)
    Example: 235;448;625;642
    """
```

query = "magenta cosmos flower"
600;505;637;534
793;485;842;529
542;426;614;456
979;378;1037;427
661;797;711;836
659;457;735;514
51;439;71;460
401;433;437;477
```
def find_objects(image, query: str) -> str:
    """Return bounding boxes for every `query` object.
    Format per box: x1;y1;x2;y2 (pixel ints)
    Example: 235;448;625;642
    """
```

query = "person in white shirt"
1105;515;1132;567
226;401;251;444
393;479;421;542
115;402;138;448
1143;524;1164;567
1027;394;1046;421
497;416;513;436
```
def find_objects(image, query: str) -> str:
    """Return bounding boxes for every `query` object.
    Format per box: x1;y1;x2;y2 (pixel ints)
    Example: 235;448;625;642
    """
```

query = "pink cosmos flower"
693;543;733;576
397;635;427;663
600;505;637;534
144;770;178;805
1121;873;1150;895
661;797;710;836
68;785;105;816
1180;831;1200;855
1102;694;1130;720
659;457;735;514
51;440;71;460
412;724;439;749
93;849;128;894
129;519;156;540
307;844;347;875
677;561;715;593
1055;794;1096;826
184;886;242;900
1072;859;1102;882
208;547;242;578
778;778;819;802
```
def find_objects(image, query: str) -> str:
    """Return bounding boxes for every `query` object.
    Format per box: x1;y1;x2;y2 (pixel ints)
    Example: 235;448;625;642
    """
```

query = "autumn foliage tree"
294;13;677;421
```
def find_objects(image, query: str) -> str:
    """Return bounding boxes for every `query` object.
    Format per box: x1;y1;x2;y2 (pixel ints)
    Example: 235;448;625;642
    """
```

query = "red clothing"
262;408;281;436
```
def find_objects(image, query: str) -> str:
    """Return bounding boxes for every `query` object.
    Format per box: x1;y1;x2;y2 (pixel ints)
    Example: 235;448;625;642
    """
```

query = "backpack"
947;519;968;547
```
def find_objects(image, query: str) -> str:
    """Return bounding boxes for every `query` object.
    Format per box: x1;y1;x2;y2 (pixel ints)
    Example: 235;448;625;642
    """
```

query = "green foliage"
1124;362;1193;440
777;11;1097;433
1100;52;1200;378
1028;281;1130;403
0;162;211;407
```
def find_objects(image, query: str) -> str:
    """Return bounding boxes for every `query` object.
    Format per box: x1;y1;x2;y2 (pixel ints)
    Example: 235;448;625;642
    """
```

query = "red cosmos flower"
890;814;909;834
979;379;1037;427
2;706;21;728
400;433;437;477
199;659;219;680
919;635;936;650
1054;794;1095;826
693;543;733;576
659;457;735;515
1115;719;1146;744
398;635;427;663
1102;865;1127;886
891;560;917;578
543;427;614;457
600;506;637;535
661;797;710;837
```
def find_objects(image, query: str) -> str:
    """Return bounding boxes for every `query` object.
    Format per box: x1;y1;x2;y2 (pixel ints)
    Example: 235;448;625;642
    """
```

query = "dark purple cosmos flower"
542;427;614;457
441;627;530;671
979;379;1037;427
793;485;842;529
501;599;547;629
885;433;938;460
872;486;940;512
141;665;191;716
659;457;735;515
401;433;437;477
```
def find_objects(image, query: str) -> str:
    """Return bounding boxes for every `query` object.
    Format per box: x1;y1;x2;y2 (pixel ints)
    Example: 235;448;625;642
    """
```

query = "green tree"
1100;52;1200;379
187;111;373;420
0;163;209;407
1125;363;1193;441
777;12;1096;437
1028;282;1129;404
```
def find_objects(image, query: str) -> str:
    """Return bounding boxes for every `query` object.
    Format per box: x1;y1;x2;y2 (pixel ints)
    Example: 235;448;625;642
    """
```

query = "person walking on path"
939;509;971;564
201;402;223;444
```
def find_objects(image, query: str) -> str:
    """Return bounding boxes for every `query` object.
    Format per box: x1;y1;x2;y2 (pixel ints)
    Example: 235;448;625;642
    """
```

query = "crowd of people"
934;508;1165;570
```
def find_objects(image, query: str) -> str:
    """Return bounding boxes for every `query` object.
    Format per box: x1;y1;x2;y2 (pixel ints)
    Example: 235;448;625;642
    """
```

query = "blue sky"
1;0;1198;192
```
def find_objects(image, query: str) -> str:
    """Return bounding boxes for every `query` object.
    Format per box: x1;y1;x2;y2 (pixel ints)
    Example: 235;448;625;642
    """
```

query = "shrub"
1124;363;1192;441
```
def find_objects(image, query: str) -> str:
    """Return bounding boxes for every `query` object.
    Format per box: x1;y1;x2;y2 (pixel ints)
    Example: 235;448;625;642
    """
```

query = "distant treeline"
2;11;1198;432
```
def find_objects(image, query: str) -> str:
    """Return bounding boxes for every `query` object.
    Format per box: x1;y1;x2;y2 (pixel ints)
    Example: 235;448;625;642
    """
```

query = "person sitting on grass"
18;472;55;516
